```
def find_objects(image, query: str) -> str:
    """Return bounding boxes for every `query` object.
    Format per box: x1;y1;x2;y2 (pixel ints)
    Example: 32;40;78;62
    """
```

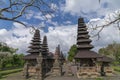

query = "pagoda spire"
54;45;61;59
77;18;93;51
41;35;49;58
27;29;41;54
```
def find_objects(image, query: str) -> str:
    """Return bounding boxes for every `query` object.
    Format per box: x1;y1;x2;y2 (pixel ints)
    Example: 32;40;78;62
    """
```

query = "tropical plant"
68;44;77;62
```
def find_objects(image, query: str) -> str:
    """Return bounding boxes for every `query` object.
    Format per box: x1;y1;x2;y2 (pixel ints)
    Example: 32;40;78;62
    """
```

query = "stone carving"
51;59;62;76
65;62;74;76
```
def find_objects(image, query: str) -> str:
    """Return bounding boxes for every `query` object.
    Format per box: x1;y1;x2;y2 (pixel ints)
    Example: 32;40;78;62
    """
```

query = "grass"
112;66;120;73
96;77;104;80
0;68;22;79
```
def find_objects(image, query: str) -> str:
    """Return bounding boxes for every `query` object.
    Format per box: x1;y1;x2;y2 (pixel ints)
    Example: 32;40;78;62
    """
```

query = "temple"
75;18;113;78
23;29;65;79
24;29;41;66
23;18;113;79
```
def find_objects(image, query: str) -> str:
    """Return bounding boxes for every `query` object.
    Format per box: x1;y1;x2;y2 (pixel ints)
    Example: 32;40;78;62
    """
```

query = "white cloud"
45;14;55;19
46;25;77;53
91;25;120;52
88;10;120;52
0;29;7;35
0;23;77;54
62;0;120;18
47;19;58;26
0;18;120;55
50;3;58;10
65;21;72;24
34;12;44;20
0;23;33;54
25;10;34;19
0;10;120;54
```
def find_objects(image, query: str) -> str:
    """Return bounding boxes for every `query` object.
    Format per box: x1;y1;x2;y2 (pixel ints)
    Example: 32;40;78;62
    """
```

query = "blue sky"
0;0;120;54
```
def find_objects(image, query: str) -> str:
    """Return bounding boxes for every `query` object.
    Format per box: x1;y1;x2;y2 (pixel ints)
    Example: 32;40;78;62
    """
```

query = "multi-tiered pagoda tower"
24;29;41;66
42;36;49;58
74;18;101;66
41;36;49;74
77;18;93;51
74;18;114;78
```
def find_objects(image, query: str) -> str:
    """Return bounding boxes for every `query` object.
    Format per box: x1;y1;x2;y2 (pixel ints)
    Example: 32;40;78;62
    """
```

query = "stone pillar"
23;61;29;79
36;53;43;80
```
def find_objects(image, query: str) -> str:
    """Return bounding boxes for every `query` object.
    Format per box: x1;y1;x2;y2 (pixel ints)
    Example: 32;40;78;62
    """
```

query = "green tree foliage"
99;42;120;65
68;44;77;62
0;42;25;70
0;42;18;54
12;54;25;67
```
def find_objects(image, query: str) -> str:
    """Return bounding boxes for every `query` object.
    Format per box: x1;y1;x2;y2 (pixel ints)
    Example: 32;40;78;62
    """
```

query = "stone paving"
1;71;120;80
1;64;120;80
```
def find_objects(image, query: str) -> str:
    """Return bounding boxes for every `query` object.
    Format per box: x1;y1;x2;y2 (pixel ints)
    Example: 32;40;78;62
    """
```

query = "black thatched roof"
24;52;54;60
24;54;38;60
47;52;54;59
27;49;40;53
74;50;102;59
27;29;41;54
41;35;49;57
76;18;93;50
97;56;113;62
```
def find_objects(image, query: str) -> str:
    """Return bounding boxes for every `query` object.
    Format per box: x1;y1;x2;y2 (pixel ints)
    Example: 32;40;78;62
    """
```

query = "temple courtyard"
3;66;120;80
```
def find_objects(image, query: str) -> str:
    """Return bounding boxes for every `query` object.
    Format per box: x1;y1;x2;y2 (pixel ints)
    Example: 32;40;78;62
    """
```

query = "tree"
99;42;120;65
0;42;17;54
0;0;56;27
0;52;10;70
12;53;25;67
68;44;77;62
0;42;24;69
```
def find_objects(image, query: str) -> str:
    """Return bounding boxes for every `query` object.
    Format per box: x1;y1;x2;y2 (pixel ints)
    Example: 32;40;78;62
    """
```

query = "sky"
0;0;120;54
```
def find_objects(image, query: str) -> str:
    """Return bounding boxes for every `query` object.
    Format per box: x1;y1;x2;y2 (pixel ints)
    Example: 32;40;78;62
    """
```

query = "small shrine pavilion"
74;18;101;78
51;45;65;76
74;18;113;78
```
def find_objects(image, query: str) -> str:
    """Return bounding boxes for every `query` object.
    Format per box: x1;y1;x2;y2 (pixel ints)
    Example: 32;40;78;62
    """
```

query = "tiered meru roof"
41;35;49;58
74;18;101;59
54;45;65;60
24;29;41;60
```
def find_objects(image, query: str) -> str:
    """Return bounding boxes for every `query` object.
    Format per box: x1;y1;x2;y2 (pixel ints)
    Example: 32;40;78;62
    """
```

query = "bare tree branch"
0;16;27;27
0;0;56;27
89;11;120;39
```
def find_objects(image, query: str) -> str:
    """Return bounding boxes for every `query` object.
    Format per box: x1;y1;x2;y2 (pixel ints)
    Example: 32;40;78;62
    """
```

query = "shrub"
96;77;104;80
113;67;120;72
0;73;2;79
0;68;22;77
